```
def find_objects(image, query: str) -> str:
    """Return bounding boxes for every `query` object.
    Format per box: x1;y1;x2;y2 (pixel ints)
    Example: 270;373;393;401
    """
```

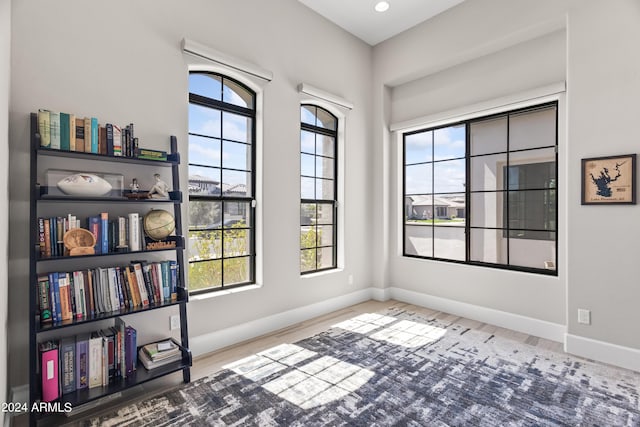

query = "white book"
49;111;60;149
117;216;128;248
128;213;140;251
99;268;111;313
73;271;85;318
132;263;149;306
107;267;120;311
88;334;103;388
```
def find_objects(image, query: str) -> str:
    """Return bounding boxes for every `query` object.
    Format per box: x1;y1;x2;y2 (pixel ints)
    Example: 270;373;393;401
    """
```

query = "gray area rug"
85;308;640;426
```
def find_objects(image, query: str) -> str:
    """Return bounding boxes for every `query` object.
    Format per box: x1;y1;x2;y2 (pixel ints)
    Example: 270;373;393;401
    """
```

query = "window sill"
301;268;343;280
189;283;262;301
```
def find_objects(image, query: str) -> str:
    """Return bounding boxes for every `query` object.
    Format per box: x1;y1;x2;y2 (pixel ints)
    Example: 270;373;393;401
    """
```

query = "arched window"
300;105;338;273
188;72;256;293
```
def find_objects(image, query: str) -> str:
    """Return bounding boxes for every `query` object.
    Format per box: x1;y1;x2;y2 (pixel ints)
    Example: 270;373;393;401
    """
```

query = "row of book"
39;318;137;402
37;260;179;326
138;339;182;370
37;109;138;157
38;212;146;258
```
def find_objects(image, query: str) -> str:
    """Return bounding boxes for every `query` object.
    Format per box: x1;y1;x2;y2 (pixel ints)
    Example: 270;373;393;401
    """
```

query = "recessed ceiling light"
375;1;390;12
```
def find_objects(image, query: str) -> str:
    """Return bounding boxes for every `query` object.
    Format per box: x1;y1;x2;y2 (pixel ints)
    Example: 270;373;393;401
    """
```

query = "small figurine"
148;173;170;199
130;178;140;193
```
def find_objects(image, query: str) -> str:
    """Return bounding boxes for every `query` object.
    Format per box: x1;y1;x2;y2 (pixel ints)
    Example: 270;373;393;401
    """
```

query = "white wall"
0;0;10;411
8;0;373;388
373;0;640;368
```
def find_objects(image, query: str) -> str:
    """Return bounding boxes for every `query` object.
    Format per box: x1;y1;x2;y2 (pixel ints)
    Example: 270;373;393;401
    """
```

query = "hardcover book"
39;341;59;402
75;333;90;389
60;336;76;394
37;109;51;147
59;112;70;151
75;117;85;152
50;111;61;150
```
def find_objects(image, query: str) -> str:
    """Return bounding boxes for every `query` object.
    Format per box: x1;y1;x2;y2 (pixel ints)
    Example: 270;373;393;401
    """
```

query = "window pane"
224;201;251;227
188;230;222;261
405;163;432;195
189;259;222;292
470;228;505;264
470;192;501;228
507;190;556;232
300;226;316;249
222;112;251;143
317;247;335;269
434;226;465;261
405;224;432;257
189;74;222;101
301;105;316;127
317;225;333;247
470;153;507;192
223;79;253;108
301;177;315;199
301;203;316;225
434;159;465;193
434;125;465;160
223;229;250;257
316;178;334;200
405;131;432;165
507;151;556;190
189;166;220;196
316;108;337;131
222;169;250;196
189;104;221;138
301;153;315;177
317;135;335;158
189;135;221;168
317;203;333;224
223;140;251;171
470;116;507;156
509;236;556;270
301;249;317;272
509;106;556;151
189;201;222;230
316;156;334;179
223;257;251;285
301;130;315;154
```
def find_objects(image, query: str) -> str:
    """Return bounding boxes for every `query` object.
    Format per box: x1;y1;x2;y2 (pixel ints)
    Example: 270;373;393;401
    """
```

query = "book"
125;326;137;376
106;123;114;156
100;328;116;381
113;124;122;156
69;114;76;151
43;218;51;258
37;109;51;147
75;117;85;152
138;347;181;370
128;213;140;251
88;216;101;254
58;273;72;321
37;275;52;325
170;261;178;301
91;117;99;153
88;333;103;388
75;333;90;389
39;341;59;402
84;117;91;152
100;212;109;254
59;112;70;151
132;263;149;306
141;339;179;361
60;336;76;394
125;266;141;307
99;126;107;155
50;111;60;150
114;318;127;378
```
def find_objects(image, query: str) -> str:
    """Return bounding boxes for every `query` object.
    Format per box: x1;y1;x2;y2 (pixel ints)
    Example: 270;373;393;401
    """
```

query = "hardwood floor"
190;299;563;382
16;299;564;426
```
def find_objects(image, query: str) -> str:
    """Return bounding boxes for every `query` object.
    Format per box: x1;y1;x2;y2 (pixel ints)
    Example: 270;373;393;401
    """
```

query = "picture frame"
581;154;636;205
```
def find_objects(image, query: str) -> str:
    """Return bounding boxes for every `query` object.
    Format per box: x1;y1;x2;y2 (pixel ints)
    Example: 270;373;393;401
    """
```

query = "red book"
40;342;59;402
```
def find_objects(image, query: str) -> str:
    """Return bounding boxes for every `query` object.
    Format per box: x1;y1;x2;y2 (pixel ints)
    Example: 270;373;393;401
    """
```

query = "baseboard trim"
565;333;640;373
190;288;373;357
371;287;391;302
389;287;566;343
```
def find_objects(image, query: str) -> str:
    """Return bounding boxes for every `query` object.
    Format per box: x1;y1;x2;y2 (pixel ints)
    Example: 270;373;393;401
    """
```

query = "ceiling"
298;0;466;46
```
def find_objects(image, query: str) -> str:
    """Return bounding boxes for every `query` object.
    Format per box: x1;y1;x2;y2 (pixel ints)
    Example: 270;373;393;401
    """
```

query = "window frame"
300;104;338;274
188;71;257;295
402;101;558;276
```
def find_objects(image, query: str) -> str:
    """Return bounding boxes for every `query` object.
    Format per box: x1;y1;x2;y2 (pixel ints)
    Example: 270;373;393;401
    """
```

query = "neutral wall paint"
373;0;640;360
8;0;373;388
1;0;10;410
373;0;569;326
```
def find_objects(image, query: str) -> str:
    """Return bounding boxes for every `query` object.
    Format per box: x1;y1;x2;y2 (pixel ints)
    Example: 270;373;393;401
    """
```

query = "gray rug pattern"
85;308;640;426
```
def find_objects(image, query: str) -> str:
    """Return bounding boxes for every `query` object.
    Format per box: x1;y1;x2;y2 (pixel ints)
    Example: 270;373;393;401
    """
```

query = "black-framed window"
300;105;338;274
188;72;256;294
403;102;557;275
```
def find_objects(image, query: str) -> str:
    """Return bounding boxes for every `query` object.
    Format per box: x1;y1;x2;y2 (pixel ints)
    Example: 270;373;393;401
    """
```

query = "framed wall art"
581;154;636;205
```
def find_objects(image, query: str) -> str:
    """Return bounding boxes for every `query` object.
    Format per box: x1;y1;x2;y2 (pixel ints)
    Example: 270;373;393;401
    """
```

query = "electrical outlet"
577;309;591;325
170;315;180;330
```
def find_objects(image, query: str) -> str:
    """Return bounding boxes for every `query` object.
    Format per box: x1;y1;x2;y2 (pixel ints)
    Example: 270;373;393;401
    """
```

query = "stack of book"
138;339;181;370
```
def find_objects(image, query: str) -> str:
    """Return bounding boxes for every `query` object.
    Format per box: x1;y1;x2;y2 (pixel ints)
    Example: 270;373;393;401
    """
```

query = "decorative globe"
143;209;175;241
